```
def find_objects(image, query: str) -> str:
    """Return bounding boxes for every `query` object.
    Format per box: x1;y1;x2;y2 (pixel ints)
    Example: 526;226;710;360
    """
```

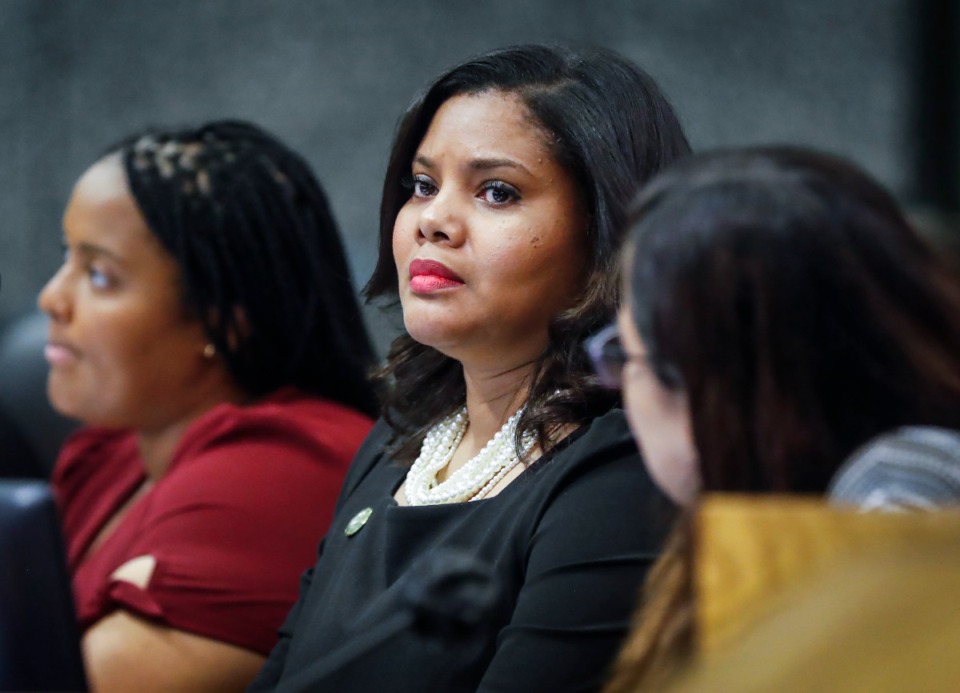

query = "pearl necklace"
404;406;536;506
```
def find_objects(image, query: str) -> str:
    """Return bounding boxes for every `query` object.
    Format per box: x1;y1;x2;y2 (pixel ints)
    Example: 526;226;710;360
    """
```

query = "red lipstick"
409;259;464;293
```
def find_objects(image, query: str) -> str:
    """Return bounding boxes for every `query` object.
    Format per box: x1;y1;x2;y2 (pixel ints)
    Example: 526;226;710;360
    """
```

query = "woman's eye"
87;266;113;290
480;182;520;206
411;175;437;198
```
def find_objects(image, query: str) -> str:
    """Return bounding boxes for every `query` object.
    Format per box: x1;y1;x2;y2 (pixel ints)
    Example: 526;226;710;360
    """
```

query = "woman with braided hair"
39;120;377;691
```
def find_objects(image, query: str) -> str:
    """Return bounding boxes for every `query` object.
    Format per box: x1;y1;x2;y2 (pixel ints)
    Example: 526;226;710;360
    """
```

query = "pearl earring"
202;343;216;359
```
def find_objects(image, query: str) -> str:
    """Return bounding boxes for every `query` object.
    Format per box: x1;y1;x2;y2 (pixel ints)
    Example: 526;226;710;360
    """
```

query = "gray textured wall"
0;0;946;353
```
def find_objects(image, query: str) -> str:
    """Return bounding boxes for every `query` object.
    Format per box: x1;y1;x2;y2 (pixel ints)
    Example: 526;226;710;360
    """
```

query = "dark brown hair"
627;145;960;494
607;145;960;692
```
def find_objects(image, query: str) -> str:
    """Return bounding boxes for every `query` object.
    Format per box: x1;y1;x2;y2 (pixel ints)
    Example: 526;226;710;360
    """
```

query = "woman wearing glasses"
588;146;960;691
251;44;690;692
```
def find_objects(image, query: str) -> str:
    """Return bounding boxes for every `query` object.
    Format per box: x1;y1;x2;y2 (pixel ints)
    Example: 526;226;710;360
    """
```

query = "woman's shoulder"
567;406;637;451
518;407;673;524
504;407;675;579
52;426;137;487
152;394;378;517
333;418;395;499
171;387;375;471
211;386;374;434
546;407;648;479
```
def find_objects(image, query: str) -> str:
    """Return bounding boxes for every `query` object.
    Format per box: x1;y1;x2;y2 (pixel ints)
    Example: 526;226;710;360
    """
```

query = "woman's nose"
38;265;72;322
417;191;467;246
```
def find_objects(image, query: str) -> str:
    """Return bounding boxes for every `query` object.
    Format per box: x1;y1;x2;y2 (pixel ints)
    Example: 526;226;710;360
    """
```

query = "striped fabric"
829;427;960;512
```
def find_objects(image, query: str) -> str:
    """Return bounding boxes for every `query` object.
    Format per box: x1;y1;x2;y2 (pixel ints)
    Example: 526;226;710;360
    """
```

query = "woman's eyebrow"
467;157;531;175
413;154;531;176
73;241;123;262
413;154;436;170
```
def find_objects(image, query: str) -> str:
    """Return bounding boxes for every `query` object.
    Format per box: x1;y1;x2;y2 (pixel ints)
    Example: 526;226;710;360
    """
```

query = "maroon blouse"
52;387;372;655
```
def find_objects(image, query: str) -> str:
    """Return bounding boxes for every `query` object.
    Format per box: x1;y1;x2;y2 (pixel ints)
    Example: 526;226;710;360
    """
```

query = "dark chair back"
0;312;78;478
0;480;86;691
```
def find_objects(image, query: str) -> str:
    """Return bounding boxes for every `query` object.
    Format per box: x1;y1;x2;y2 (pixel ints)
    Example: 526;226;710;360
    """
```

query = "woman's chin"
47;387;109;428
46;384;77;420
403;320;471;356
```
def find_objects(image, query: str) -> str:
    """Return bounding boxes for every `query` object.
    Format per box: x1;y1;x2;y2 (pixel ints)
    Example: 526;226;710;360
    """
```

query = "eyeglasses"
584;323;629;390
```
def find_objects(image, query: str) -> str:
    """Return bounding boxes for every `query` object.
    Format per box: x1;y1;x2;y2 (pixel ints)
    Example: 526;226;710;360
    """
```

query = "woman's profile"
593;146;960;691
40;120;377;691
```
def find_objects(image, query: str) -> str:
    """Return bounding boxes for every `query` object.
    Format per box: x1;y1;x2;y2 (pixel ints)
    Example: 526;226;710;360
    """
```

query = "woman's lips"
44;342;80;367
409;259;464;294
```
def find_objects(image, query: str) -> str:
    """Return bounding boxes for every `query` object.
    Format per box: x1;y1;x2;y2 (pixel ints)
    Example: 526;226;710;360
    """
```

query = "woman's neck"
136;419;197;481
454;360;534;461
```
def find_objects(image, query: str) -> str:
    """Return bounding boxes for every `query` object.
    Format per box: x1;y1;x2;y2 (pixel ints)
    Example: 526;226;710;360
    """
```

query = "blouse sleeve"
478;423;675;692
109;417;354;656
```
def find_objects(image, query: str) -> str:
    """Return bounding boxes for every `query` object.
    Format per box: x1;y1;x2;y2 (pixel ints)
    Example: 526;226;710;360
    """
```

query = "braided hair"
109;120;378;417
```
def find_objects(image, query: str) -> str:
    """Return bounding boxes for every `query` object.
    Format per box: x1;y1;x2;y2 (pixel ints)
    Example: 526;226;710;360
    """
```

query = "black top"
250;409;675;692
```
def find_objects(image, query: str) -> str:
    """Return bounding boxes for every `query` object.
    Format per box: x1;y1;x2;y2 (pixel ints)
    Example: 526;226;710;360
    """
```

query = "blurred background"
0;0;956;354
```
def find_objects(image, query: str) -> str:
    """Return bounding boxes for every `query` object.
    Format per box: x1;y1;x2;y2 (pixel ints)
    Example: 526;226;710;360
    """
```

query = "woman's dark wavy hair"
365;44;691;462
107;119;378;417
626;145;960;494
